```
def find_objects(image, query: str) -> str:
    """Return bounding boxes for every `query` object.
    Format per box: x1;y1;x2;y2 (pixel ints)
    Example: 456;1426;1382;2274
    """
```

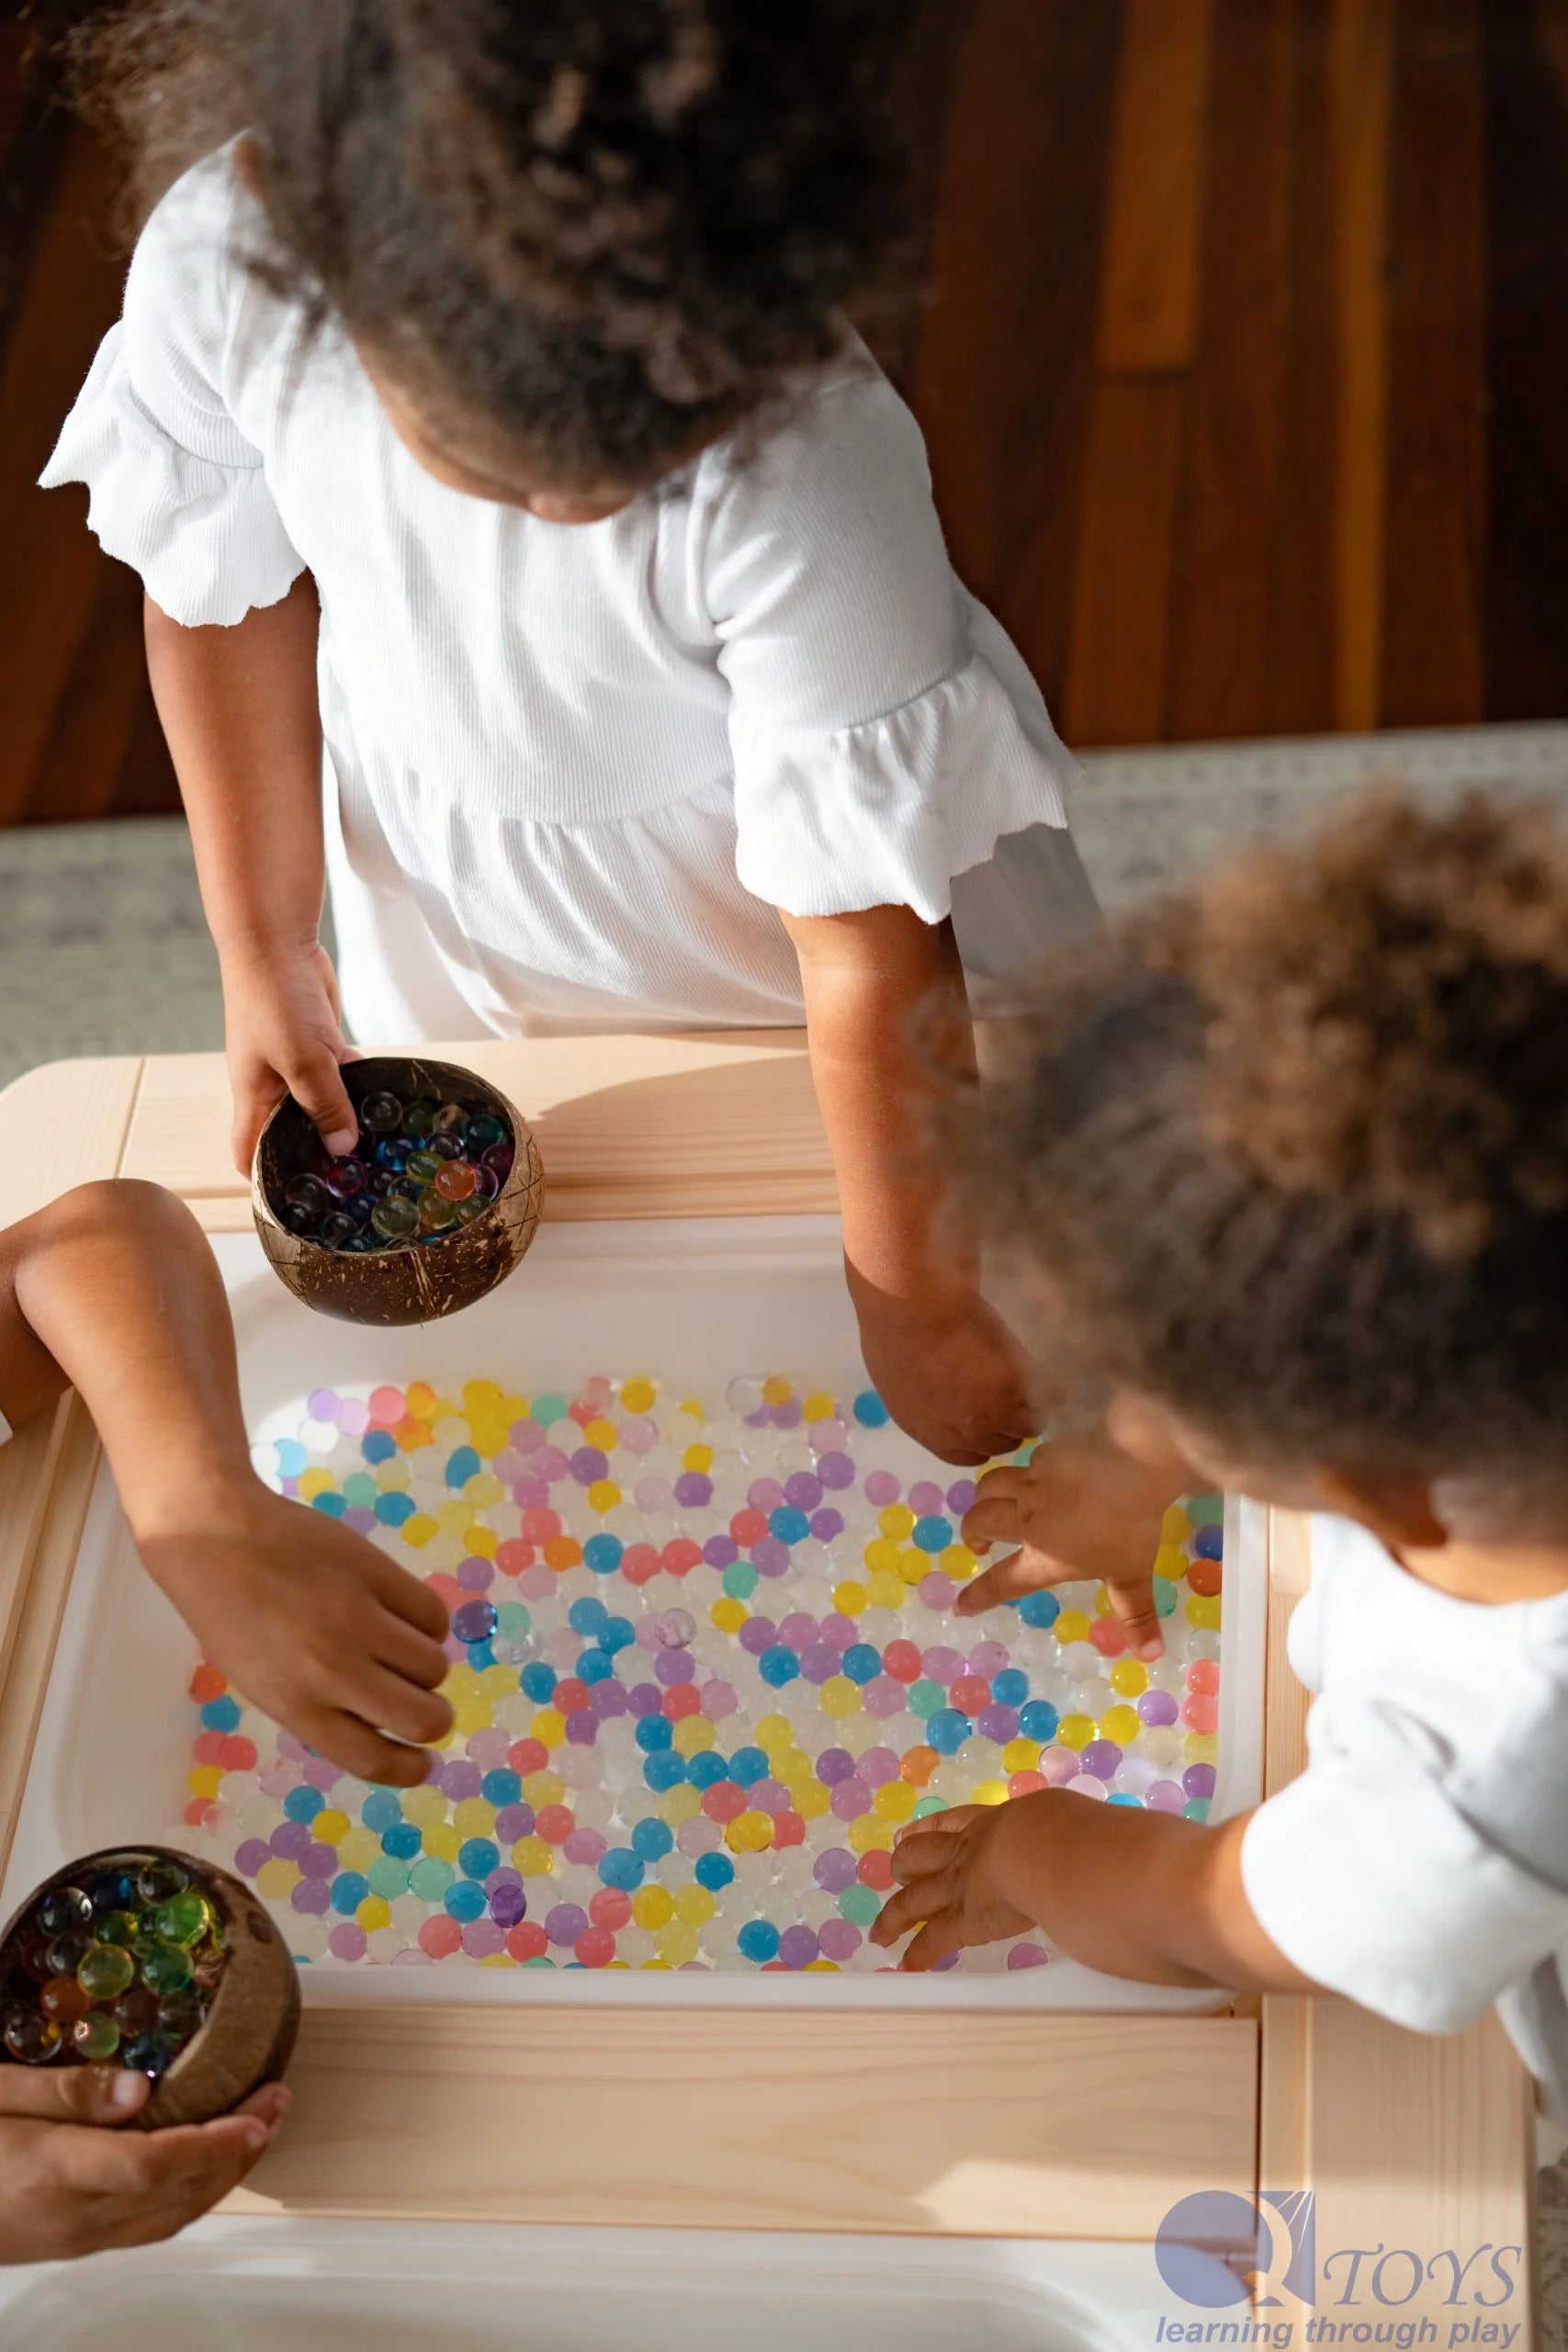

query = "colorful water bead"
0;1859;228;2074
273;1093;514;1257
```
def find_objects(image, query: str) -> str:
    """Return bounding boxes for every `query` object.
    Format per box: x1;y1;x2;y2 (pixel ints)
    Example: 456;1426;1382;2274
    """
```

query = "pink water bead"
1038;1746;1080;1787
908;1481;945;1515
968;1640;1012;1679
863;1471;901;1508
328;1924;368;1962
863;1678;907;1719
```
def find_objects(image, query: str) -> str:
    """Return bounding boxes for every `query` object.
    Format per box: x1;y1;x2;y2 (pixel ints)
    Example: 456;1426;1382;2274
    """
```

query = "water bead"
72;2010;122;2060
139;1942;193;1996
77;1942;136;2000
4;2007;62;2063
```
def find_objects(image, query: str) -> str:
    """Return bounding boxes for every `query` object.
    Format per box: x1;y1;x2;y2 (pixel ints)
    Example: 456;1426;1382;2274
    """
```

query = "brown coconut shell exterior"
0;1844;299;2130
253;1054;545;1327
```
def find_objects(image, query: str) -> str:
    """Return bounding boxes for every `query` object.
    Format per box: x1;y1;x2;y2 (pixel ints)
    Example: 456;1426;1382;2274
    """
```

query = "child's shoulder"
694;334;929;514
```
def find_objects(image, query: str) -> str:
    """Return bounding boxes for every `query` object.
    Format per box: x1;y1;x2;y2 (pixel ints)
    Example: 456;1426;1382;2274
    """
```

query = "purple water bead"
816;1747;856;1786
494;1804;536;1843
545;1904;589;1948
816;1452;856;1491
291;1878;333;1916
1080;1739;1122;1781
814;1848;858;1894
533;1446;570;1483
703;1535;739;1569
830;1778;872;1821
590;1679;629;1719
1137;1690;1180;1727
1007;1943;1049;1971
564;1711;599;1746
750;1539;791;1578
858;1747;901;1786
563;1827;607;1866
820;1614;856;1653
769;1399;803;1430
570;1447;609;1487
303;1757;343;1792
457;1555;495;1592
462;1919;506;1959
809;1509;846;1544
509;1417;545;1452
863;1471;901;1508
512;1476;551;1511
270;1820;313;1862
674;1472;714;1509
752;1780;791;1815
818;1918;863;1963
778;1612;818;1650
738;1617;779;1657
799;1643;840;1684
778;1924;820;1970
441;1760;483;1803
299;1840;339;1879
908;1481;945;1515
977;1704;1020;1746
627;1683;663;1719
747;1477;786;1515
970;1640;1012;1678
921;1647;964;1686
783;1471;824;1512
452;1599;497;1644
1182;1763;1217;1800
654;1647;697;1688
233;1838;271;1879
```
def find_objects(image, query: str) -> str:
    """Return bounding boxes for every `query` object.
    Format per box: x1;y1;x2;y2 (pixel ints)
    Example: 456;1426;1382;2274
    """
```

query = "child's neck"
1393;1531;1568;1606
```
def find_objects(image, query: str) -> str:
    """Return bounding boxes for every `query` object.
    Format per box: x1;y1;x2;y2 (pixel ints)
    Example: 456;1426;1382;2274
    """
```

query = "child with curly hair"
41;0;1095;1465
871;792;1568;2147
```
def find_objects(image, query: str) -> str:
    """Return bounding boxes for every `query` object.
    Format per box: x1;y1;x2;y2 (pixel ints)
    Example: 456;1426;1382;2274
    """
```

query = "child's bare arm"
781;901;1035;1464
0;1182;450;1782
144;579;359;1171
871;1791;1317;1994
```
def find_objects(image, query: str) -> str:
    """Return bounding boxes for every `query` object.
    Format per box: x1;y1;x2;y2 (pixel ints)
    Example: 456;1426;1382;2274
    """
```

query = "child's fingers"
281;1046;359;1159
954;1544;1064;1617
373;1609;456;1693
899;1914;968;1973
307;1705;437;1787
867;1881;933;1947
1104;1571;1165;1662
888;1827;964;1883
345;1659;455;1748
373;1560;450;1644
0;2064;148;2125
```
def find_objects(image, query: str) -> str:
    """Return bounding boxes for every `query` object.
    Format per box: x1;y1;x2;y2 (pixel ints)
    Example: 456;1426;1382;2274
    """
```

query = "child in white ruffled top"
42;0;1098;1464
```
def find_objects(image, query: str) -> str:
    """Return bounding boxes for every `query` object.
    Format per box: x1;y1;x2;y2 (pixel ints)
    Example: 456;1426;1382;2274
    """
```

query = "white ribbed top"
42;146;1085;1043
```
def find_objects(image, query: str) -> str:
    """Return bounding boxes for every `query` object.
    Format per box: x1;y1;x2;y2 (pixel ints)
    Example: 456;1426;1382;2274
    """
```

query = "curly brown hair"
966;791;1568;1488
80;0;911;485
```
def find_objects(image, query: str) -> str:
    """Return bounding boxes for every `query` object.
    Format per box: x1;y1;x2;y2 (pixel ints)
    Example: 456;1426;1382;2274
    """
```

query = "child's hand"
956;1425;1186;1658
870;1804;1035;1969
0;2064;288;2262
853;1292;1035;1465
221;939;359;1175
137;1484;453;1784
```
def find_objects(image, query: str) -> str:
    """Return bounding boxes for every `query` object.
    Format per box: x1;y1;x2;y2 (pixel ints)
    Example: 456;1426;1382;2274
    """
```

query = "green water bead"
1185;1492;1224;1528
72;2012;121;2061
401;1100;437;1137
96;1909;141;1948
837;1883;883;1928
367;1858;412;1901
1151;1576;1178;1617
371;1194;420;1242
494;1601;531;1642
416;1190;458;1233
721;1562;759;1601
139;1942;193;1997
155;1992;202;2041
152;1892;210;1948
912;1794;948;1818
135;1862;187;1907
465;1113;508;1152
405;1149;443;1187
907;1679;944;1721
78;1943;136;2001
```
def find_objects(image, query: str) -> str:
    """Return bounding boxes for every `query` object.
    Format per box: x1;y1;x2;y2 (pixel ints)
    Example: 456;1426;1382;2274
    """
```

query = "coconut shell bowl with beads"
253;1055;546;1327
0;1847;299;2129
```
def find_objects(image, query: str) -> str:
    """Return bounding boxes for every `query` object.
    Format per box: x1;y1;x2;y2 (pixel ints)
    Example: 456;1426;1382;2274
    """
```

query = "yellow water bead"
523;1771;566;1809
335;1828;381;1874
795;1779;832;1821
401;1783;448;1828
656;1921;701;1966
355;1895;391;1933
755;1714;795;1755
973;1780;1011;1807
254;1857;299;1900
400;1514;438;1548
479;1662;519;1700
862;1537;902;1577
512;1836;556;1877
499;1393;529;1425
818;1676;860;1720
298;1466;336;1502
681;1442;714;1474
460;1380;503;1418
726;1810;775;1854
710;1597;748;1635
632;1884;675;1929
895;1548;925;1586
619;1377;657;1414
678;1397;705;1422
1056;1713;1095;1751
761;1375;793;1407
865;1571;907;1612
1186;1595;1222;1631
1054;1609;1092;1646
1110;1658;1149;1699
376;1460;412;1491
479;1951;519;1968
1160;1504;1193;1545
583;1418;620;1452
464;1472;504;1510
437;1498;473;1535
468;1424;509;1461
848;1815;894;1855
803;1391;836;1424
874;1780;917;1824
186;1765;222;1801
1100;1705;1142;1747
1001;1737;1042;1775
877;1503;916;1542
804;1960;840;1973
451;1701;494;1738
671;1714;716;1758
587;1480;622;1515
674;1883;716;1927
405;1381;440;1420
773;1748;813;1790
1092;1585;1114;1616
452;1797;498;1840
465;1525;500;1559
311;1809;351;1846
1154;1544;1190;1582
832;1580;868;1617
442;1661;482;1702
660;1784;705;1827
423;1823;462;1864
941;1544;977;1581
531;1708;566;1746
1184;1732;1218;1765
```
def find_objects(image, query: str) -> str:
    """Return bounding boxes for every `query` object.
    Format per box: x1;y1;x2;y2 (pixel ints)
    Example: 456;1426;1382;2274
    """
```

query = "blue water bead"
361;1789;404;1832
311;1489;346;1518
480;1770;523;1809
635;1715;673;1754
759;1645;800;1688
630;1817;674;1863
600;1849;645;1892
578;1648;615;1684
643;1754;688;1794
694;1853;735;1893
1019;1700;1060;1744
444;1880;488;1923
374;1490;416;1527
274;1439;308;1479
466;1641;497;1672
381;1822;422;1860
840;1643;882;1686
445;1446;482;1488
569;1597;609;1638
360;1429;398;1464
458;1838;500;1882
1016;1589;1060;1630
583;1533;624;1576
451;1598;497;1645
200;1695;243;1734
851;1391;889;1428
601;1615;636;1655
1192;1523;1224;1561
738;1919;782;1963
992;1668;1029;1708
1183;1798;1211;1823
330;1871;369;1917
926;1708;973;1756
520;1663;558;1702
912;1516;953;1553
767;1507;811;1546
284;1784;326;1825
686;1751;729;1791
728;1746;769;1786
1109;1792;1143;1807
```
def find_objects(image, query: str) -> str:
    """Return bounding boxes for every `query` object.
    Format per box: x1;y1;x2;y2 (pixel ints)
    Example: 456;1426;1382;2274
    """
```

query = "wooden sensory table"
0;1039;1536;2325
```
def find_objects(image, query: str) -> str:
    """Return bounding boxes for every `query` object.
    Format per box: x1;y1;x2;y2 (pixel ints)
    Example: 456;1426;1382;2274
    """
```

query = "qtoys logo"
1151;2190;1524;2350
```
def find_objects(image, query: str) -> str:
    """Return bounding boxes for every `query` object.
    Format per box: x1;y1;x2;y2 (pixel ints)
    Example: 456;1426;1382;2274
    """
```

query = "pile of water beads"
276;1091;514;1255
1;1859;226;2072
173;1374;1224;1973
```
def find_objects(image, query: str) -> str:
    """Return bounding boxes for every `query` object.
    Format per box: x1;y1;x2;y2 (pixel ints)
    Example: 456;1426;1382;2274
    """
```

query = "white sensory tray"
4;1218;1265;2011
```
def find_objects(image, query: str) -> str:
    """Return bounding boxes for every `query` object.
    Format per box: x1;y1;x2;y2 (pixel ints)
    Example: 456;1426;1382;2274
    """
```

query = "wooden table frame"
0;1043;1536;2320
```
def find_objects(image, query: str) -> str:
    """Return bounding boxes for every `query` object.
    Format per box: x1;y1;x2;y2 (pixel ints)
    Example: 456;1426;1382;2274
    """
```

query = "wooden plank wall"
1;0;1564;826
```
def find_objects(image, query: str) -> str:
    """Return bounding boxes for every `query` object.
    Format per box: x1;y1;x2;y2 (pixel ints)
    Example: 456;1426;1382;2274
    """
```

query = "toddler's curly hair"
967;791;1568;1490
82;0;910;484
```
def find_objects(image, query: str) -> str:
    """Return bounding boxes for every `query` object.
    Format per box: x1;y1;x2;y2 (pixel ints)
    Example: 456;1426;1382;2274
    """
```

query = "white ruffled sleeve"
39;151;304;628
701;355;1081;922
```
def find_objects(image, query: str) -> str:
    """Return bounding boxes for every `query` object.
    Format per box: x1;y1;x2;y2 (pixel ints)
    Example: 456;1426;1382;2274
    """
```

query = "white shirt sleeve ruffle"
705;356;1081;922
39;148;304;628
